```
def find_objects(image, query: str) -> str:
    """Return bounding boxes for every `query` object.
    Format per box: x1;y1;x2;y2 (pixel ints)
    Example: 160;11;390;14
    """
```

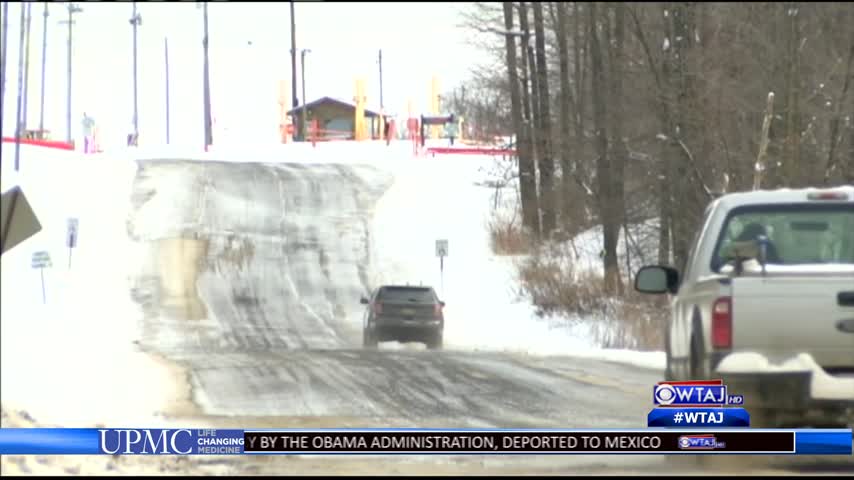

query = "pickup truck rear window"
711;204;854;271
378;287;437;303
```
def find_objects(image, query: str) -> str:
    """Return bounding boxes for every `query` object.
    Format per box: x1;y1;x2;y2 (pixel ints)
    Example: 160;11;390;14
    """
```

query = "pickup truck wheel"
690;335;709;379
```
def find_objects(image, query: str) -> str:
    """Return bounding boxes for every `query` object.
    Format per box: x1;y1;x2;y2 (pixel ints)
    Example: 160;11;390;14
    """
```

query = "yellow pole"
353;78;369;140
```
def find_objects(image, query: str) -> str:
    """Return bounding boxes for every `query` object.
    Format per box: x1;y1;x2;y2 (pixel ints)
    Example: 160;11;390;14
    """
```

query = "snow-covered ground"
367;151;664;369
1;143;187;428
1;140;664;431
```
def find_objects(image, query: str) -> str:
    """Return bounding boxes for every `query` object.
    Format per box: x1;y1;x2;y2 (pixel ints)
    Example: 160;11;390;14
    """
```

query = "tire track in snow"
129;160;394;357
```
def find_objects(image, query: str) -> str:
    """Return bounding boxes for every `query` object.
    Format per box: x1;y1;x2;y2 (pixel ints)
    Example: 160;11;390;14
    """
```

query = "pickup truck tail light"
807;191;849;201
373;303;383;315
434;304;443;318
711;297;732;349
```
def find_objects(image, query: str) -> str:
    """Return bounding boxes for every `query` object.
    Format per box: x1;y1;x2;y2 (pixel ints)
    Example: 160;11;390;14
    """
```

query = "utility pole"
378;49;383;111
39;3;48;133
301;49;310;142
164;37;170;144
201;1;212;149
1;2;9;120
61;3;83;145
130;2;141;143
290;2;298;138
22;2;32;134
14;4;26;171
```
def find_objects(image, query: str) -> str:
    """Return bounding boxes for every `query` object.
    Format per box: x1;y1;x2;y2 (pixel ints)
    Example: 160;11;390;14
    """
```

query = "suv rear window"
711;204;854;271
377;287;436;303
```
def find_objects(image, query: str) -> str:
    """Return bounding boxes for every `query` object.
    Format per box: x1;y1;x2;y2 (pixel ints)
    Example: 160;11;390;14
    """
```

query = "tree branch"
823;40;854;184
676;138;714;200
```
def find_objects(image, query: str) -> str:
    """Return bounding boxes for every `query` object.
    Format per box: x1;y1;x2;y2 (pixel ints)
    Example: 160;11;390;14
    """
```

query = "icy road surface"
111;157;852;475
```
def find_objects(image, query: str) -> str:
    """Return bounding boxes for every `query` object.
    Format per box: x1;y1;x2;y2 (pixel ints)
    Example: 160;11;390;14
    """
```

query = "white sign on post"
435;239;448;258
66;218;78;268
435;239;448;296
31;250;52;304
66;218;79;248
31;250;52;269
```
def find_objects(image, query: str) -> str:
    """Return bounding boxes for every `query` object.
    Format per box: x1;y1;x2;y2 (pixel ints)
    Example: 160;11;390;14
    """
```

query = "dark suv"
360;285;445;349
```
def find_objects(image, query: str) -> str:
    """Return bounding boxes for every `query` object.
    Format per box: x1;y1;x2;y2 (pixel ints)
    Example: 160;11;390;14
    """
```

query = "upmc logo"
653;380;743;407
99;429;193;454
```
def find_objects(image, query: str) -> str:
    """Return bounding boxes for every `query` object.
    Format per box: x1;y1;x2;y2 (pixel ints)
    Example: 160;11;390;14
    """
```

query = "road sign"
435;239;448;258
32;250;52;269
66;218;79;248
1;186;43;255
32;250;52;304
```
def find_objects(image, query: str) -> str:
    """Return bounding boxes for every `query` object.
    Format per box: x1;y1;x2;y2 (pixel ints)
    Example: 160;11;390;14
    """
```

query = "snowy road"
115;158;851;475
126;159;656;426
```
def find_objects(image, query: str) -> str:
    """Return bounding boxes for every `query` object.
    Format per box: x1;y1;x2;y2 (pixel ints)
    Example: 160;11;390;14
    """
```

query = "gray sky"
1;2;481;148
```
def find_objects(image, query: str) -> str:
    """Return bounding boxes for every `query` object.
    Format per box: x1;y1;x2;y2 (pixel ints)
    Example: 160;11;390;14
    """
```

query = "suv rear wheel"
425;330;443;350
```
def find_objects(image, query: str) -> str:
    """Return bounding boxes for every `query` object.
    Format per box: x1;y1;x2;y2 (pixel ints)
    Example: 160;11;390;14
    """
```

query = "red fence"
2;136;75;151
425;146;516;156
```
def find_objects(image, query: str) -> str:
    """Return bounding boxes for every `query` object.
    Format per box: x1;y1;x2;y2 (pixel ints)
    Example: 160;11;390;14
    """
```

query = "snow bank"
1;143;185;427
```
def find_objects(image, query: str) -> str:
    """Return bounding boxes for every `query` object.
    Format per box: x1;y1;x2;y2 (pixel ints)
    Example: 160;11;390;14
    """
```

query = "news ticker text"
0;428;850;455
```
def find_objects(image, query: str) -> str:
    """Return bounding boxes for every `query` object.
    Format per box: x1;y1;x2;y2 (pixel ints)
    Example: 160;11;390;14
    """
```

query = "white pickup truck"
635;186;854;428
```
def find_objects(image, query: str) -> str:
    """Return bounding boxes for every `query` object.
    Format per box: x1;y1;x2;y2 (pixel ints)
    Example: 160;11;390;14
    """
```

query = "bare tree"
553;2;577;227
588;3;623;294
502;2;539;236
533;2;556;236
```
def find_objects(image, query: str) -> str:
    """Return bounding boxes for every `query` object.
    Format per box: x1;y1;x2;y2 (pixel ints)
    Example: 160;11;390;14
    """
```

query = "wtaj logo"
678;435;726;450
654;380;743;407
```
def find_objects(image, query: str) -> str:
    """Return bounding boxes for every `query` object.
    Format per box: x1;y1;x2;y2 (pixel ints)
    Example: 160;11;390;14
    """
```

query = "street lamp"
198;1;212;149
22;3;31;135
39;3;48;133
1;2;8;115
164;37;170;144
290;2;297;113
13;3;26;170
129;2;142;143
300;48;310;141
59;3;83;144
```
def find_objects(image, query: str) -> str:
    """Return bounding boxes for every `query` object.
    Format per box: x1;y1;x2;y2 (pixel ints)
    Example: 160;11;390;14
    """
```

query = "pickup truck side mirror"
360;297;370;305
439;301;446;307
635;265;680;294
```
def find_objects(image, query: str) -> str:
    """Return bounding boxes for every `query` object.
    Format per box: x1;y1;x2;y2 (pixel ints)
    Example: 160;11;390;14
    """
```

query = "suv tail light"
434;303;443;318
711;297;732;349
373;302;383;315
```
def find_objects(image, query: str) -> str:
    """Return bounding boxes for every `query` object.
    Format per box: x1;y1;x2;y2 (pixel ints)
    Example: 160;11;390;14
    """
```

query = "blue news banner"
0;428;851;455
